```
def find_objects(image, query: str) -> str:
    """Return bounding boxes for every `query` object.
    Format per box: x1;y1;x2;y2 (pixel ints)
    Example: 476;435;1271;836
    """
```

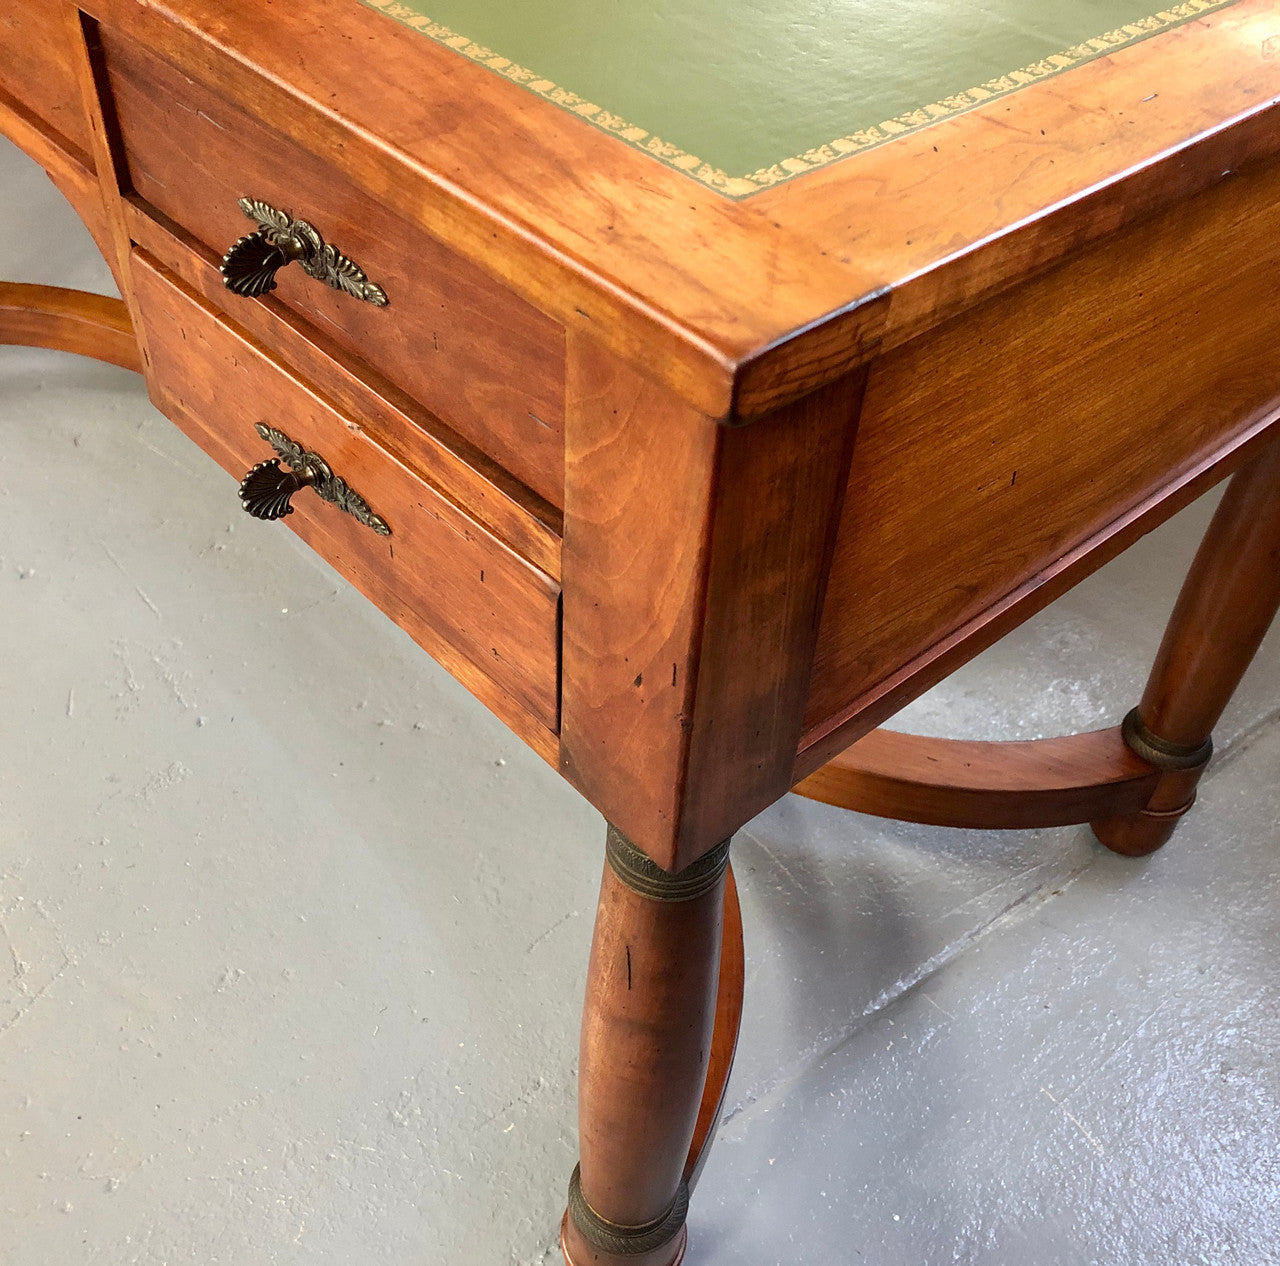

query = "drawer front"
101;28;567;510
131;251;561;746
124;204;563;580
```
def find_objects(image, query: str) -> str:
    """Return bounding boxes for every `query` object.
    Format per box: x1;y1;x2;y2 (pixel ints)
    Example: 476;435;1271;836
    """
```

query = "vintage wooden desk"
4;1;1280;1260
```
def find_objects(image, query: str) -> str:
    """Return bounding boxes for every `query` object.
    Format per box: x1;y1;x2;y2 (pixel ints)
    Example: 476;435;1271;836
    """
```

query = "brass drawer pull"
239;423;391;535
220;197;388;307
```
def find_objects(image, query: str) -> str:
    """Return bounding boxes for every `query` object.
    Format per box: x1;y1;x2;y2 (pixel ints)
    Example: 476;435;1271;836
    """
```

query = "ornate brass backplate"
221;198;389;306
239;423;391;536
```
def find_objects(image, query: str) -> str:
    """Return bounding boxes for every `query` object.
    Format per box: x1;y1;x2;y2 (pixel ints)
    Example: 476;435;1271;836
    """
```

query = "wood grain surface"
752;0;1280;373
795;401;1280;784
96;0;1280;420
804;149;1280;742
131;252;562;751
1095;436;1280;854
0;86;114;269
0;281;140;372
0;0;97;163
569;845;725;1263
125;202;563;579
1137;436;1280;750
560;333;863;869
684;863;743;1193
101;29;568;508
797;728;1159;830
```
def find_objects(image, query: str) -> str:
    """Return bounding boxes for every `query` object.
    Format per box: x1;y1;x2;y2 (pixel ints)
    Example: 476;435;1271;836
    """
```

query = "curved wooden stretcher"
0;281;140;372
797;726;1160;831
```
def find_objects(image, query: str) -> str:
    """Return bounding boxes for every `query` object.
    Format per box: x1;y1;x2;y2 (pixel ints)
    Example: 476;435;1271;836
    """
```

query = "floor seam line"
1204;701;1280;777
719;850;1095;1134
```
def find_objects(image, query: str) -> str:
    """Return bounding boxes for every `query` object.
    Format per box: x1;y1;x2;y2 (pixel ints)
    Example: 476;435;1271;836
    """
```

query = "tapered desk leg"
1094;437;1280;855
561;826;730;1266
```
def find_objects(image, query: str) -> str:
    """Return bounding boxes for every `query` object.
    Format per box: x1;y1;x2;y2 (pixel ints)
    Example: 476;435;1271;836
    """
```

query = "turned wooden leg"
561;826;731;1266
1093;437;1280;855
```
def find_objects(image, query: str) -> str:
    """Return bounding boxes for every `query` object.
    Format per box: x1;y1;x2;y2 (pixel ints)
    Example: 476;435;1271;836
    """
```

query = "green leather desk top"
363;0;1239;195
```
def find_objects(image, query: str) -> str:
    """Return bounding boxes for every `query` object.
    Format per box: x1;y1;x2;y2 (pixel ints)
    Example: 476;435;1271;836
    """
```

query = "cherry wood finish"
793;401;1280;785
804;151;1280;743
749;1;1280;379
124;202;563;578
1094;437;1280;855
93;0;872;421
0;0;97;164
99;29;568;509
794;428;1280;850
130;251;562;752
686;864;744;1193
561;863;743;1264
0;282;140;373
1131;439;1280;748
560;337;864;870
69;8;162;404
0;86;114;269
4;5;1280;1264
797;728;1161;832
94;0;1280;422
565;839;728;1266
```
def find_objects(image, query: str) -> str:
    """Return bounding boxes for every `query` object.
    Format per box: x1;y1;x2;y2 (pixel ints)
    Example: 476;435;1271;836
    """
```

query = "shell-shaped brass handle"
239;457;315;520
238;423;390;536
220;230;294;298
220;197;388;307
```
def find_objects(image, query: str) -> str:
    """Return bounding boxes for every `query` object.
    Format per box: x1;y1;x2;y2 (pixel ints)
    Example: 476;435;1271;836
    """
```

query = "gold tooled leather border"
362;0;1242;198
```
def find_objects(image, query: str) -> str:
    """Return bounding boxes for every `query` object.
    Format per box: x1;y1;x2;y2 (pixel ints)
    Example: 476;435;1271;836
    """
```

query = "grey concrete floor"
1;137;1278;1266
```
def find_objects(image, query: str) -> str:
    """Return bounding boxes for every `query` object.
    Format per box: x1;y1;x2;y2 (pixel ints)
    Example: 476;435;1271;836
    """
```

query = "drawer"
100;28;567;510
123;202;563;580
130;251;561;749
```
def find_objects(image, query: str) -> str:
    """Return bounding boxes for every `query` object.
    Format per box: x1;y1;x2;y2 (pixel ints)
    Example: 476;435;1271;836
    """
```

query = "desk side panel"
561;335;863;869
805;151;1280;743
0;0;96;163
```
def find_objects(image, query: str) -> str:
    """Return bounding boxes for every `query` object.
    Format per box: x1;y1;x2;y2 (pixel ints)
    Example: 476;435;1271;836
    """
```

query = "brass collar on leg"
605;827;731;902
1121;708;1214;771
568;1163;690;1257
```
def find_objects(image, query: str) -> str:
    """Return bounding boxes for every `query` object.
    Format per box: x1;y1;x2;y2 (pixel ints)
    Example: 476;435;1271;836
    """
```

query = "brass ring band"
1135;795;1198;821
567;1164;689;1257
605;826;731;902
1121;709;1213;772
